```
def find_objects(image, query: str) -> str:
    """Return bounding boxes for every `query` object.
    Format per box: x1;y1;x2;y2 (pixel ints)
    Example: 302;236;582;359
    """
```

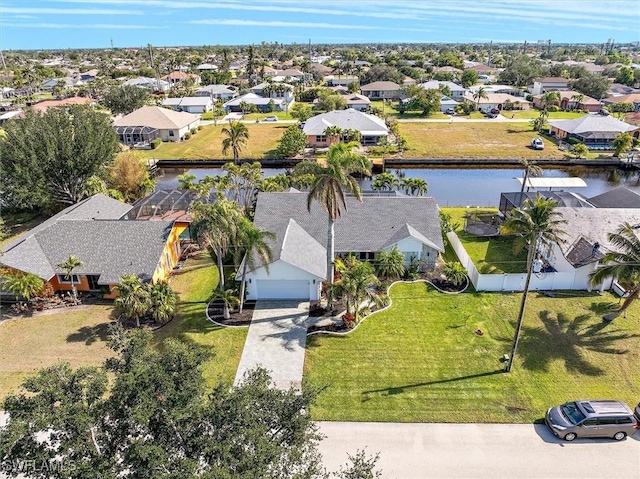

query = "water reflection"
155;166;640;207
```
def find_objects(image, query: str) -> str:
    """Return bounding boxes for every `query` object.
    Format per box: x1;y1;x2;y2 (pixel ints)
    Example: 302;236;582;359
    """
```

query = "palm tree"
221;120;249;164
293;143;371;304
540;91;561;110
192;198;243;319
331;255;383;325
472;86;488;111
115;274;151;328
443;261;467;286
57;255;84;303
502;195;567;372
323;125;343;145
570;93;584;111
371;172;398;192
236;218;275;313
375;246;405;280
401;177;428;196
147;282;177;324
589;223;640;321
1;273;44;304
519;159;543;193
210;288;241;320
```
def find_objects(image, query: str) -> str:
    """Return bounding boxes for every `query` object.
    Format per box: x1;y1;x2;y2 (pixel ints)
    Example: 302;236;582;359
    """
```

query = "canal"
155;166;640;207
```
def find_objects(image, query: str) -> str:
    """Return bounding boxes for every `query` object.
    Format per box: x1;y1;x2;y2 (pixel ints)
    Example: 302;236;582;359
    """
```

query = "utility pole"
111;37;114;50
0;50;6;72
487;41;493;67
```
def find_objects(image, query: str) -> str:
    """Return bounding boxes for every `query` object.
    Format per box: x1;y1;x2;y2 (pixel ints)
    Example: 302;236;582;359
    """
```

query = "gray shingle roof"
279;219;326;278
252;192;444;260
2;219;173;284
588;187;640;208
549;115;639;135
303;109;388;136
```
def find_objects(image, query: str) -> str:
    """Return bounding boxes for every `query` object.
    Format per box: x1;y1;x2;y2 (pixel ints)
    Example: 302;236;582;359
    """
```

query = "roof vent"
592;242;600;256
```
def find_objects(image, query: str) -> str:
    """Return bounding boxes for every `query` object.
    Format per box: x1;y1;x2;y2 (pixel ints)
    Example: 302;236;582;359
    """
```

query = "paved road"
233;300;309;390
318;422;640;479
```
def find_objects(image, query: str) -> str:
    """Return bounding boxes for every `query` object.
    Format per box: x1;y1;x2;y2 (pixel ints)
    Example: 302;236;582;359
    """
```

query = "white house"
162;97;213;114
122;76;171;92
240;192;444;300
419;80;467;99
531;77;570;95
302;109;388;147
195;84;237;100
113;106;200;144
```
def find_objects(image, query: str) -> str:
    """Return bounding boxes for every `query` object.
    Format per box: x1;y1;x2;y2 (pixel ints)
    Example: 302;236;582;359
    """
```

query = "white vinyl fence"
447;231;577;292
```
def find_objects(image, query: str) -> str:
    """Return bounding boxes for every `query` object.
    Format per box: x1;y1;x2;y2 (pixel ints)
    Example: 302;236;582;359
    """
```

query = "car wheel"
564;432;577;441
613;431;626;441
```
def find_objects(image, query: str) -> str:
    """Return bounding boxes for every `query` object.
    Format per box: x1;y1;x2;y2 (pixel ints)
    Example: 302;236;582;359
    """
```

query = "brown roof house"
113;106;200;145
360;81;403;100
532;90;602;112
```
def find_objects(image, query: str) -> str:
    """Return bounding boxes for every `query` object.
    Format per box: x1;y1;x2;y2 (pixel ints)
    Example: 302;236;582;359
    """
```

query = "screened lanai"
126;189;194;221
115;125;160;146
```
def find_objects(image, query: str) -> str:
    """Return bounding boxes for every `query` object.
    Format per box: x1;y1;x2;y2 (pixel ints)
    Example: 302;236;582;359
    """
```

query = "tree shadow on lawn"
66;321;115;346
518;311;638;375
361;370;504;399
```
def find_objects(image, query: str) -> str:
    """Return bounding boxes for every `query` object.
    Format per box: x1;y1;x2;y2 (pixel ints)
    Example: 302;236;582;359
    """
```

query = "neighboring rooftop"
114;106;199;130
588;187;640;208
302;108;388;136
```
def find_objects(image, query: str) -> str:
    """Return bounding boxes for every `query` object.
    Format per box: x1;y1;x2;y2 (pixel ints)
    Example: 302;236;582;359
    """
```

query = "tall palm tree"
502;195;567;372
236;218;275;313
293;143;371;303
221;120;249;164
192;198;243;319
401;177;428;197
519;159;543;193
570;93;584;111
540;91;561;110
331;255;382;324
57;255;84;303
473;86;488;111
589;223;640;321
115;274;151;328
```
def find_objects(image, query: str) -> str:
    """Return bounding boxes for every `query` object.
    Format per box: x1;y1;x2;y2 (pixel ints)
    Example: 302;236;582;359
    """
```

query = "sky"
1;0;639;50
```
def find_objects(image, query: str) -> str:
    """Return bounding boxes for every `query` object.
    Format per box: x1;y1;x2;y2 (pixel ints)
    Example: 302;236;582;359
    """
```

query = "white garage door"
256;280;310;299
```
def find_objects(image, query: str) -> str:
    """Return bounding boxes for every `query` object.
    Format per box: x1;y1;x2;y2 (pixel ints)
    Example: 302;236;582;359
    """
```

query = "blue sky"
1;0;638;50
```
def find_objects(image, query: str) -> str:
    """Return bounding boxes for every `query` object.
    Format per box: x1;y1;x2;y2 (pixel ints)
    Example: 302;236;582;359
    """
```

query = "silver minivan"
545;400;639;441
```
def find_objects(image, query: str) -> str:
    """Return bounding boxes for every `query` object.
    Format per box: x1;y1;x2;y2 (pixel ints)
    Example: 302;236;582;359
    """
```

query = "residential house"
240;192;444;300
223;92;292;113
113;106;200;145
588;187;640;208
79;69;99;82
250;82;295;102
419;80;466;100
275;68;305;82
531;77;570;95
302;108;388;147
601;93;640;112
196;63;219;72
30;96;94;112
41;77;83;90
0;194;188;299
325;75;360;87
439;96;460;112
162;71;201;85
162;97;213;114
548;114;640;149
532;90;602;112
0;110;23;125
463;92;531;112
360;81;403;100
123;76;171;92
195;84;237;100
607;84;639;97
434;66;462;76
316;90;371;111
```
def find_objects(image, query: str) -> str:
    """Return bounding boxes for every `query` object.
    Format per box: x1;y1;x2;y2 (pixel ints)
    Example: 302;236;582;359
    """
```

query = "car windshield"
560;402;586;425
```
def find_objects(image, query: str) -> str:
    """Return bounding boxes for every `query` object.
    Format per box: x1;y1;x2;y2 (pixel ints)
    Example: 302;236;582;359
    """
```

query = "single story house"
195;84;237;100
196;63;219;72
325;75;360;87
588;187;640;208
532;90;602;112
463;92;531;111
250;82;295;102
439;96;460;112
30;96;94;112
0;194;188;299
240;192;444;300
548;114;640;149
601;93;640;112
162;96;213;114
302;109;388;147
162;71;201;85
419;80;466;99
41;77;83;90
113;106;200;145
315;93;371;111
540;208;640;291
531;77;570;95
360;81;403;100
223;92;292;113
123;76;171;92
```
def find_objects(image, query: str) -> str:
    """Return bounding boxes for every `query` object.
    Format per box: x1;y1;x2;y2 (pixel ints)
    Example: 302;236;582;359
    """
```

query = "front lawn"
442;207;527;274
304;282;640;423
500;110;586;120
371;100;449;120
399;122;562;159
138;124;286;160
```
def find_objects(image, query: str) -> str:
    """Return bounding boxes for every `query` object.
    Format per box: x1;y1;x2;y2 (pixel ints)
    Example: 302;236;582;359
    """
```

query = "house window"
358;252;375;261
169;131;175;137
315;135;327;143
58;274;80;284
174;241;180;260
165;252;171;269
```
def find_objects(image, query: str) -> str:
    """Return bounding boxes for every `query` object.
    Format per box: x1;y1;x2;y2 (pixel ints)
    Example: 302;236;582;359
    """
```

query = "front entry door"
87;275;100;291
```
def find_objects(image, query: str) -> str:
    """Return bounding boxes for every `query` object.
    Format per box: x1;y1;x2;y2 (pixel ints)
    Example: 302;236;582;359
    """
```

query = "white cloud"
1;22;165;29
191;19;386;30
0;6;142;15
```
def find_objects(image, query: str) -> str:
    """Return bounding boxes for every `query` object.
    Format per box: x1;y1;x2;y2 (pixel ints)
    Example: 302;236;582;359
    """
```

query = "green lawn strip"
153;253;247;386
501;110;586;120
304;282;640;423
370;100;449;120
138;123;286;160
0;305;117;401
399;122;563;159
243;111;294;121
441;207;526;274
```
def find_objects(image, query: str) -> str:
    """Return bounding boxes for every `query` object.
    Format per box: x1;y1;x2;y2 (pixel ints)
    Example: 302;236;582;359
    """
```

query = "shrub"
547;105;559;112
201;111;214;120
525;94;534;102
184;132;192;140
197;125;203;131
566;137;580;145
190;127;197;135
150;138;162;149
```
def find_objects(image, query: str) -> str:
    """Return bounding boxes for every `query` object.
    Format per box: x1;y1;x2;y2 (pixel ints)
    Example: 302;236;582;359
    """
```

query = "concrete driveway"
233;300;309;390
318;422;640;479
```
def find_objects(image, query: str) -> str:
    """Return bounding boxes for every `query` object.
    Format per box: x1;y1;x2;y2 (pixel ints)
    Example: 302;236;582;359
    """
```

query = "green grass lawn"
442;207;527;274
304;282;640;423
399;122;562;159
500;110;586;120
0;254;247;400
138;123;286;160
370;100;449;120
242;111;294;121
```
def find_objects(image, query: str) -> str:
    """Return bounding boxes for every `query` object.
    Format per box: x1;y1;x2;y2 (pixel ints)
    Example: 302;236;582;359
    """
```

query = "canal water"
155;166;640;207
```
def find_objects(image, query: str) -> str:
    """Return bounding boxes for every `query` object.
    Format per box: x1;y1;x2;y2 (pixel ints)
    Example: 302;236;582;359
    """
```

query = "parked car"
445;108;456;115
263;115;278;122
545;400;639;441
531;137;544;150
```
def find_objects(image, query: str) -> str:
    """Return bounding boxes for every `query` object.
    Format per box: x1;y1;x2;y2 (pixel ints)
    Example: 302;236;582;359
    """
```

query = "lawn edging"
306;277;469;337
204;299;251;328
